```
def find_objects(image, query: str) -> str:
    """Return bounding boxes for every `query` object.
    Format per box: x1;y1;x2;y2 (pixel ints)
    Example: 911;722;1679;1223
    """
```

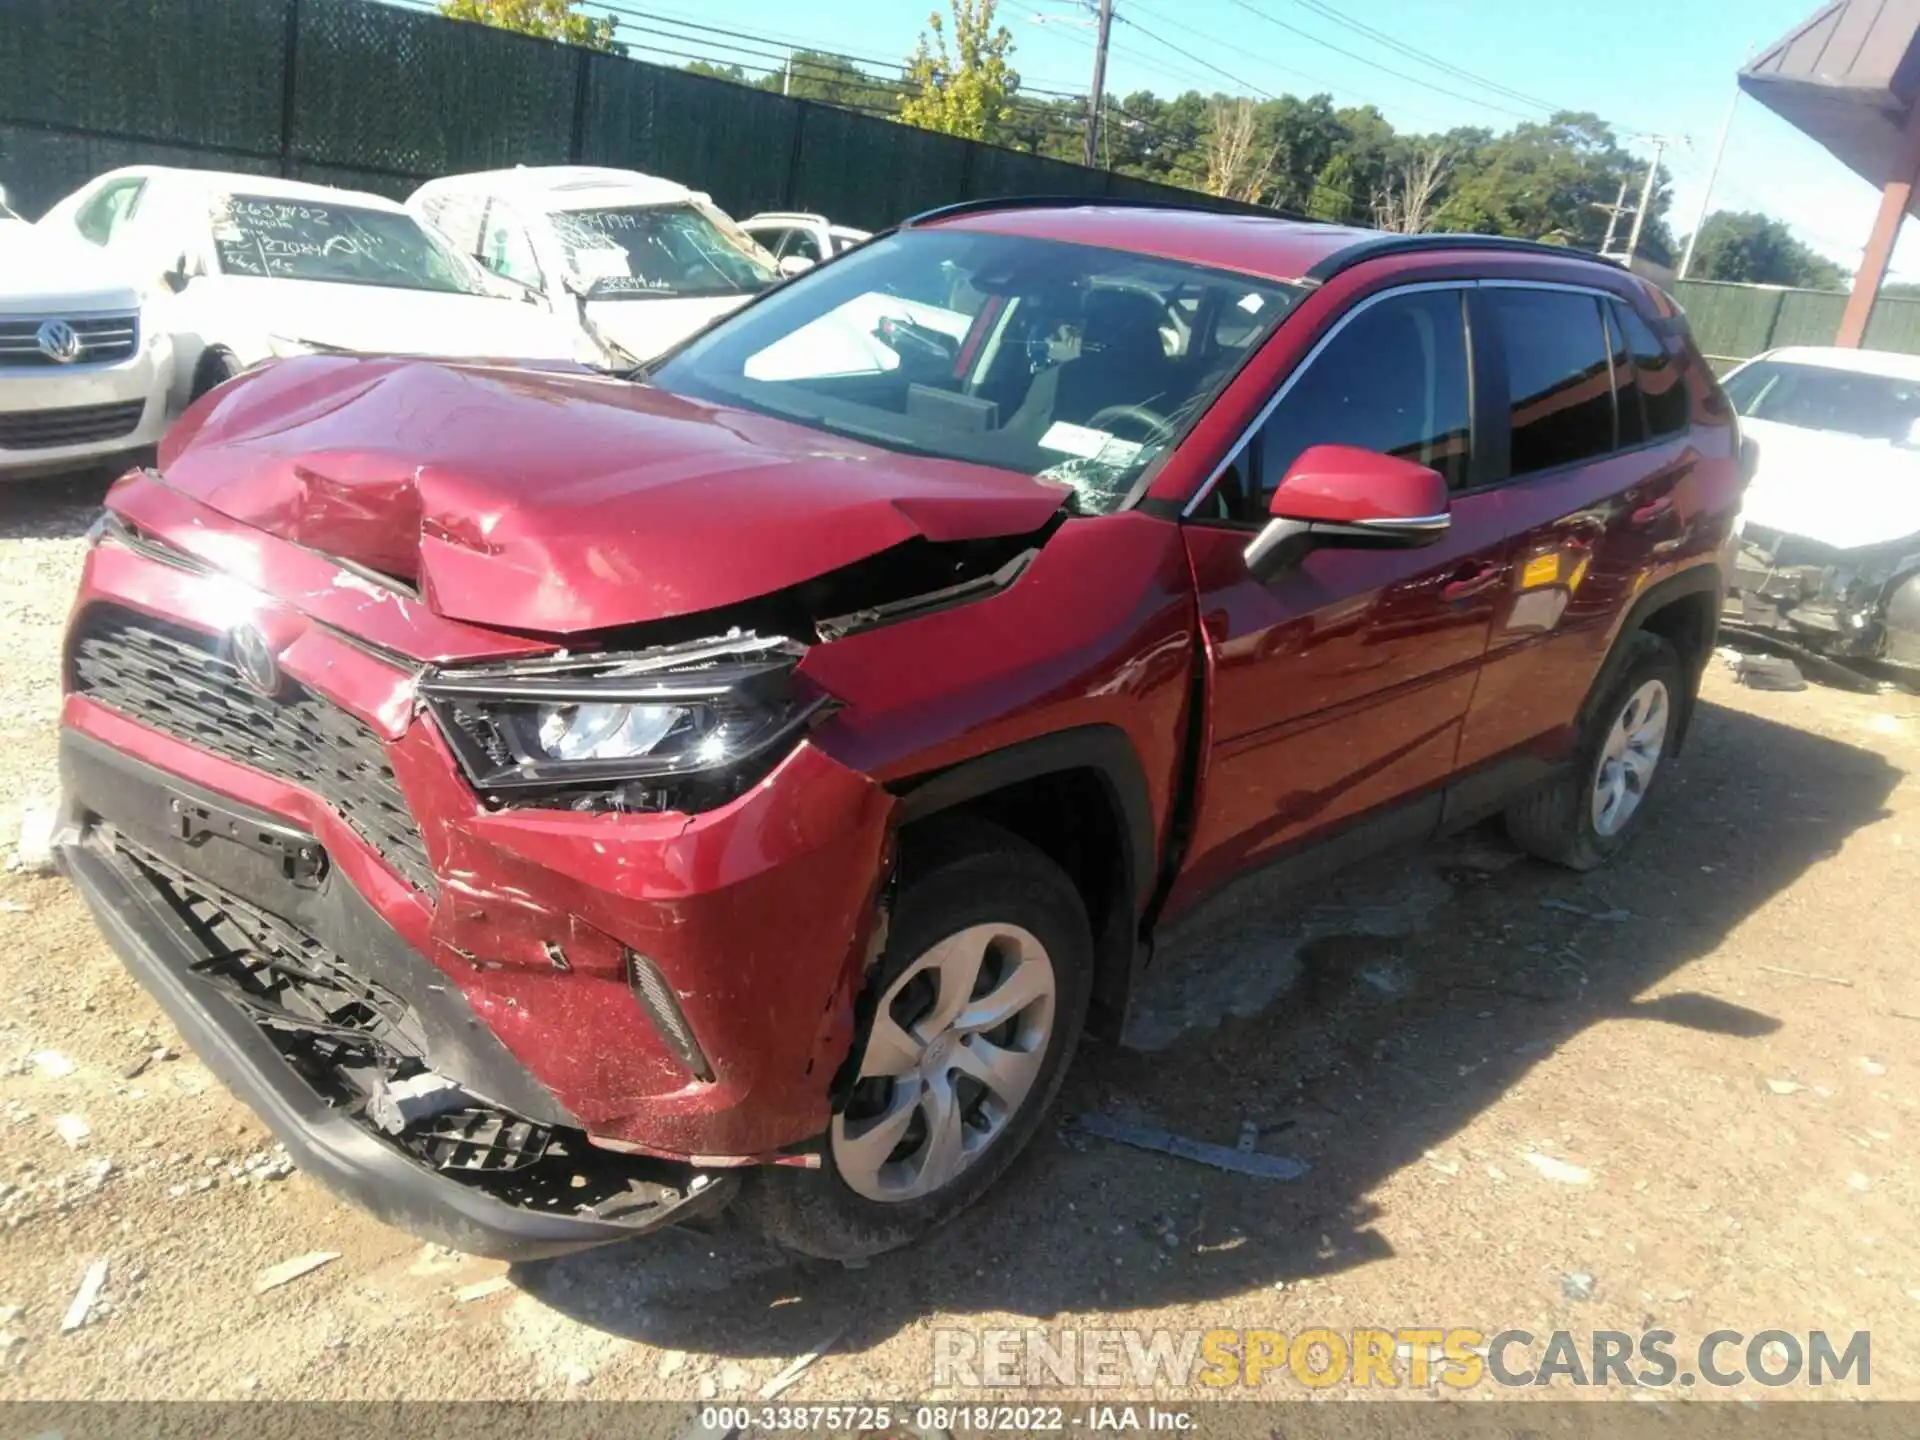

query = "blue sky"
597;0;1920;282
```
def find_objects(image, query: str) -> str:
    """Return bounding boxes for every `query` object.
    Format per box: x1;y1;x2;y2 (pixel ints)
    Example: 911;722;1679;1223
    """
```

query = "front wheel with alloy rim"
741;823;1093;1259
1505;631;1686;870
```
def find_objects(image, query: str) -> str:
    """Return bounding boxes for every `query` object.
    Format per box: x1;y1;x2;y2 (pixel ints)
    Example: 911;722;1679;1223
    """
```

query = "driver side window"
1243;287;1472;515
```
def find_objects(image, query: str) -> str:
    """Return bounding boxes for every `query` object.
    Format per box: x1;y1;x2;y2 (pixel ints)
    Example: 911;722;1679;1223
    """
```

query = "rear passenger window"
1487;288;1613;476
1615;302;1690;438
1258;288;1472;494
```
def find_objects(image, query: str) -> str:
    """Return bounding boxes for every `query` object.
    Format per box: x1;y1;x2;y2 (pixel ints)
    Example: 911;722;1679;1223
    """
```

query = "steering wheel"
1085;402;1176;445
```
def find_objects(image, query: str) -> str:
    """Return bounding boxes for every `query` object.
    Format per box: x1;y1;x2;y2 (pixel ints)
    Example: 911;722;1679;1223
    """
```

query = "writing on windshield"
212;195;485;294
550;204;776;300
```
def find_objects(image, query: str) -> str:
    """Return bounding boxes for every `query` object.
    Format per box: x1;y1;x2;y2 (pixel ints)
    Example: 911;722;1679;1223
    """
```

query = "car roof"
921;204;1618;286
415;165;698;211
1758;345;1920;380
95;166;404;212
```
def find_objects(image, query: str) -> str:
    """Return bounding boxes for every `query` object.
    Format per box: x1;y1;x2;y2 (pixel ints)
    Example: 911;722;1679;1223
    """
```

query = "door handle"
1442;561;1505;603
1630;496;1675;528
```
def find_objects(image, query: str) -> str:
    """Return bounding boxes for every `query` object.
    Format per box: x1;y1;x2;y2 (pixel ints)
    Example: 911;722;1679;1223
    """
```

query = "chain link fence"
0;0;1256;226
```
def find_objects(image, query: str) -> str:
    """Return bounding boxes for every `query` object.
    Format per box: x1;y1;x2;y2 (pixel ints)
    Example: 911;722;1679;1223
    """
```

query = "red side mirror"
1246;444;1451;577
1269;443;1451;525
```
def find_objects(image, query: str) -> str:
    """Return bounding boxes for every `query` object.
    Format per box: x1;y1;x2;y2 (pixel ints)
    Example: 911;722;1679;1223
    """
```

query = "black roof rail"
1305;232;1629;283
901;194;1315;227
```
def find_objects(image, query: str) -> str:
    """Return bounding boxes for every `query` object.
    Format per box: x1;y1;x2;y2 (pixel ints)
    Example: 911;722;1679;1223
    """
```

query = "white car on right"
1722;344;1920;675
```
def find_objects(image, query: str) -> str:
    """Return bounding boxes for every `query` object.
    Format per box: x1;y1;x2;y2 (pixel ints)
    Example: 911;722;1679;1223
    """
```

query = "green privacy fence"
1672;278;1920;369
0;0;1257;228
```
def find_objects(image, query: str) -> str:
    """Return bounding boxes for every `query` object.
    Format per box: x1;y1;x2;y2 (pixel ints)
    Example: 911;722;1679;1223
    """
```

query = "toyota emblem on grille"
35;319;83;364
227;625;281;697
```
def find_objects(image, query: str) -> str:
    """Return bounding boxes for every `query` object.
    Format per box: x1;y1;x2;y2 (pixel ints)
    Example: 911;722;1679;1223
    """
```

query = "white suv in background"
0;185;171;481
739;212;871;272
409;166;780;367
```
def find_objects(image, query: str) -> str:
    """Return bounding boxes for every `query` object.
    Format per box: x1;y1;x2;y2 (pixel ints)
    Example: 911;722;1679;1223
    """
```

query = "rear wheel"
1505;632;1684;870
741;823;1092;1259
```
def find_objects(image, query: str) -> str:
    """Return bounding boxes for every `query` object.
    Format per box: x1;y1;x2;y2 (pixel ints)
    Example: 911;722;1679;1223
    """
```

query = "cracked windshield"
548;203;778;299
651;229;1298;513
211;194;485;294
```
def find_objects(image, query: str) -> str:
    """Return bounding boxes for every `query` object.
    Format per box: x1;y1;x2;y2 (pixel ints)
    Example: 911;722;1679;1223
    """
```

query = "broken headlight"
420;632;829;810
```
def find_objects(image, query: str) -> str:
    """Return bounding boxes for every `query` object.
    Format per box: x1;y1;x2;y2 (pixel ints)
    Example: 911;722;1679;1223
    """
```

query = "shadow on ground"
0;468;117;542
515;698;1900;1357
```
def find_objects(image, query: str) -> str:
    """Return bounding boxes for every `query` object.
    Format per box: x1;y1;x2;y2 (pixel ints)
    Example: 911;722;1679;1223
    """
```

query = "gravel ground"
1;470;1916;1408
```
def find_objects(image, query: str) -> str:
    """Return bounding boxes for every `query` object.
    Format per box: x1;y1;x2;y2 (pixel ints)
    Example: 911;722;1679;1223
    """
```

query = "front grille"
0;399;146;450
0;313;140;368
69;606;437;894
104;830;683;1215
109;830;427;1085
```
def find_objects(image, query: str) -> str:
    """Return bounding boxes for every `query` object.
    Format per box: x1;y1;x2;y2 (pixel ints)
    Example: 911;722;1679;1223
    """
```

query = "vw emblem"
227;625;281;698
35;319;82;365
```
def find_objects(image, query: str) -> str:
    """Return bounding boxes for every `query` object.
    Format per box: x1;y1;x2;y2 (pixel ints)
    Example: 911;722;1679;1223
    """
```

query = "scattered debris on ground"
253;1251;340;1294
757;1324;848;1400
1759;963;1855;987
1538;899;1633;922
1729;651;1809;692
61;1258;108;1333
1560;1271;1596;1301
1069;1113;1311;1181
1522;1152;1592;1186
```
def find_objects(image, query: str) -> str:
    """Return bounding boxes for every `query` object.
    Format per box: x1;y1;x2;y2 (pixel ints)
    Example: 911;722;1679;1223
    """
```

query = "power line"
1215;0;1544;121
594;2;1094;98
1279;0;1566;114
1117;14;1277;98
1120;0;1461;130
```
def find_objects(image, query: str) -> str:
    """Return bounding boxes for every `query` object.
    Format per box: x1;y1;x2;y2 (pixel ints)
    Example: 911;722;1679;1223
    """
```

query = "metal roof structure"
1741;0;1920;206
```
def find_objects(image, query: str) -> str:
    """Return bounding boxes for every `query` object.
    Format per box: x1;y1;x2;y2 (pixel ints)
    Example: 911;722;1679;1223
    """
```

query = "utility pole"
1594;180;1630;259
1678;80;1743;279
1624;134;1674;265
783;46;793;97
1084;0;1113;169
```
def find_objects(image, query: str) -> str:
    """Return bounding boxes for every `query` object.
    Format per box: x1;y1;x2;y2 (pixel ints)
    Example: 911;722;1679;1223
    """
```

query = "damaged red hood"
153;355;1070;633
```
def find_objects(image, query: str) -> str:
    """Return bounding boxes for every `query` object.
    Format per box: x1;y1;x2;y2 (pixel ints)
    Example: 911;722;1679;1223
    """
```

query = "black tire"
190;348;244;402
739;820;1093;1260
1505;631;1686;871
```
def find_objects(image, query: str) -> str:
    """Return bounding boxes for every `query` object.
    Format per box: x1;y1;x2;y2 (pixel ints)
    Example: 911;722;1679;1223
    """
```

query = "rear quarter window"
1615;302;1689;438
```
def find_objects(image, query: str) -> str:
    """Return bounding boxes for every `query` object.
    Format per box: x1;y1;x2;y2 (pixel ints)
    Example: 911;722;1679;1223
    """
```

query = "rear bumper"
56;736;737;1260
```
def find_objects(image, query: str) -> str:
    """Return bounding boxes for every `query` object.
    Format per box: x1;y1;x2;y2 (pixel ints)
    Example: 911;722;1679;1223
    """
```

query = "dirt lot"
1;470;1916;1407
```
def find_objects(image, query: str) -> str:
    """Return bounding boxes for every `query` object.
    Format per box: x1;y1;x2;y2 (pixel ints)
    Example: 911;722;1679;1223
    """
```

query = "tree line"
442;0;1852;290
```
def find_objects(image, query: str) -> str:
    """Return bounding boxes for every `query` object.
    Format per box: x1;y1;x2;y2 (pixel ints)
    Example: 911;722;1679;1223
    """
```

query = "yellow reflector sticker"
1520;553;1561;590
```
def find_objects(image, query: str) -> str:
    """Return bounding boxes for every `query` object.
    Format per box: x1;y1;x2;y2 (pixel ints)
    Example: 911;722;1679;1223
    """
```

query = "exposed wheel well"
896;765;1138;1042
1635;586;1719;750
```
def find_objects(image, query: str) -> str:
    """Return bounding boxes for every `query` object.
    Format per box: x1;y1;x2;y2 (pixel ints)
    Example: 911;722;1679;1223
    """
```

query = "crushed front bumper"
1725;523;1920;671
56;734;737;1260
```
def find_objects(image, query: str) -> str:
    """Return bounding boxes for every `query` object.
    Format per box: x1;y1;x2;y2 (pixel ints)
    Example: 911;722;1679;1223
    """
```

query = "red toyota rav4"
56;201;1740;1260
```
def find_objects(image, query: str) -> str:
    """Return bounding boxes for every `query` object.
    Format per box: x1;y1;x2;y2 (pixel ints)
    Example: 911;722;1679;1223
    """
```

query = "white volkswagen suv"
0;186;171;481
